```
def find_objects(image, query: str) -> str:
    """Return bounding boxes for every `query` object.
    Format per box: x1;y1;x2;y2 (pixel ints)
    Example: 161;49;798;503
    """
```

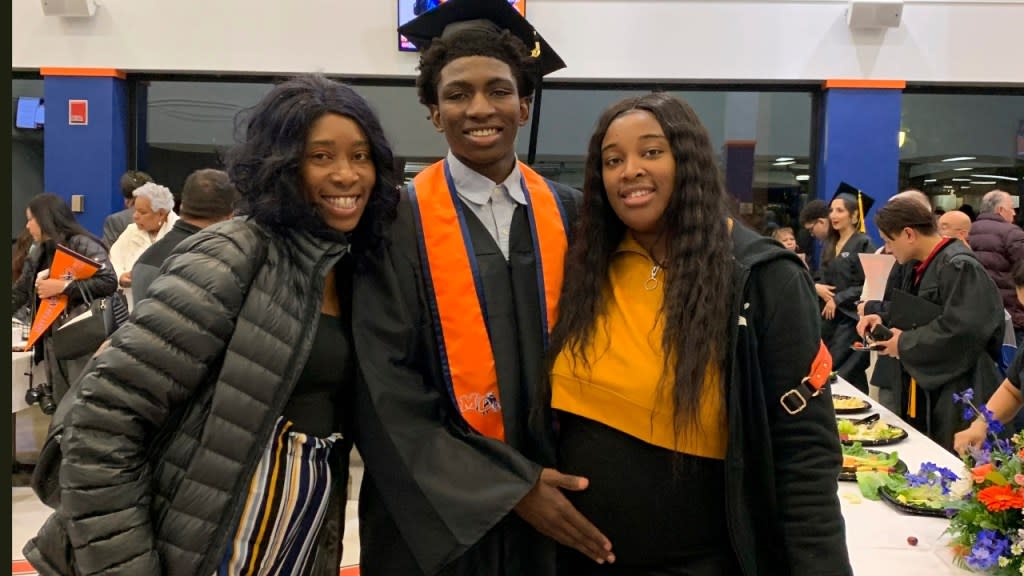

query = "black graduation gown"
863;259;917;410
820;233;875;392
353;185;579;576
894;240;1004;452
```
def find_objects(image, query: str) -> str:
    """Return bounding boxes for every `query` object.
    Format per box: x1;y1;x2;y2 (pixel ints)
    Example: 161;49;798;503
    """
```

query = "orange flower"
977;485;1024;512
972;463;995;484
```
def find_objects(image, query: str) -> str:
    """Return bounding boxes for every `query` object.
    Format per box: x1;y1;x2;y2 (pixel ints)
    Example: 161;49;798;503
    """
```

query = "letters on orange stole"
23;244;102;350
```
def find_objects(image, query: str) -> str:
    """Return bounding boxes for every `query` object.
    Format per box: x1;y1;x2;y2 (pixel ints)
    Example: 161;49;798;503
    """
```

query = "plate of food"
833;394;872;414
837;418;908;446
839;442;907;481
877;485;949;517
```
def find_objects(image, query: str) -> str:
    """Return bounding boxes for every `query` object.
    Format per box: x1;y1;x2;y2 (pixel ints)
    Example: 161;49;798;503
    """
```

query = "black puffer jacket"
24;219;353;575
968;212;1024;328
11;234;117;315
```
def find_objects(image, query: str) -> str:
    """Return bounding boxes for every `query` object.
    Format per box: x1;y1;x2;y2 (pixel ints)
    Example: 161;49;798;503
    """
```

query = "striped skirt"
215;417;343;576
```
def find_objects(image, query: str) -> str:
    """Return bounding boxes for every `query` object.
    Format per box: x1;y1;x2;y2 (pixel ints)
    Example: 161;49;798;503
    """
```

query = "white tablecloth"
832;379;971;575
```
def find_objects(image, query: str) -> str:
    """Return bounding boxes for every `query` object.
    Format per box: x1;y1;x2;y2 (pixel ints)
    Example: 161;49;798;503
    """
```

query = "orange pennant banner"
23;244;102;351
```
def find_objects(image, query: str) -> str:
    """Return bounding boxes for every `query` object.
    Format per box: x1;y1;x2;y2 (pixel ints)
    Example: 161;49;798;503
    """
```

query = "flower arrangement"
946;389;1024;574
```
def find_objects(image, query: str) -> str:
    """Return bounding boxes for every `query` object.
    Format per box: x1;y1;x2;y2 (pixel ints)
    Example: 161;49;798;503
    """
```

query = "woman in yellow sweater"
546;93;850;575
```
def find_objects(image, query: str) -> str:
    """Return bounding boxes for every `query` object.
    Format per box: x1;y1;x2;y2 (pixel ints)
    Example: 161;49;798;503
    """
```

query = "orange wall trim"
40;67;127;79
823;79;906;90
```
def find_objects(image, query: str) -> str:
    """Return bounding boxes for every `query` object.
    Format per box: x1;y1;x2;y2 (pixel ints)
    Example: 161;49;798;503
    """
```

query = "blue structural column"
42;68;129;237
815;80;905;245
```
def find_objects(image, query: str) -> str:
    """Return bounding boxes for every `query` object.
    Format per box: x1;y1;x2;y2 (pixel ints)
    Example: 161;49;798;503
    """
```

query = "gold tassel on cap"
531;31;541;58
857;191;866;233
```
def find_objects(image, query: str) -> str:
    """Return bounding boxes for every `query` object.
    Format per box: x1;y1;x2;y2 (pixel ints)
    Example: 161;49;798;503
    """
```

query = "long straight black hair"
548;92;734;439
27;193;100;248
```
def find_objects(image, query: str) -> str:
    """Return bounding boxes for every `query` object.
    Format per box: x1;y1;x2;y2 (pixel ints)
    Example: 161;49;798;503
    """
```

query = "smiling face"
830;198;858;233
430;56;530;183
600;110;677;242
300;112;376;233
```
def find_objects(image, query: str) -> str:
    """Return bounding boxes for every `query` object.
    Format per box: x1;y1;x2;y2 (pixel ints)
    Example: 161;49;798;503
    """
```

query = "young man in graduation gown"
859;198;1004;452
352;1;614;574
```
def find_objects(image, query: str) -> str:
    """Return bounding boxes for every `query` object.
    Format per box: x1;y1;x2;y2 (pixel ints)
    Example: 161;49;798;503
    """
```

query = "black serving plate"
833;394;873;415
838;450;908;481
878;485;949;518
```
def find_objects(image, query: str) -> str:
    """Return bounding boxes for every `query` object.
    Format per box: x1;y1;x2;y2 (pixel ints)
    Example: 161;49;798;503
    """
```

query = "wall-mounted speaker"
41;0;97;18
847;0;903;29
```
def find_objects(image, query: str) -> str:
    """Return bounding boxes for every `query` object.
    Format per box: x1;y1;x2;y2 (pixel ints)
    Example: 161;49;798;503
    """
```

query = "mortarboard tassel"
531;31;541;58
857;191;866;234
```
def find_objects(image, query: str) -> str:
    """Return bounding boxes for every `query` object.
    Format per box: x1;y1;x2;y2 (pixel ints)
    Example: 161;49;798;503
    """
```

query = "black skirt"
557;412;741;575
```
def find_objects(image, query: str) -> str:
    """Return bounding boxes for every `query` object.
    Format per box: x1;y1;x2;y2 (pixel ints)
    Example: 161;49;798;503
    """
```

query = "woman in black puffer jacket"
12;193;118;405
25;75;399;576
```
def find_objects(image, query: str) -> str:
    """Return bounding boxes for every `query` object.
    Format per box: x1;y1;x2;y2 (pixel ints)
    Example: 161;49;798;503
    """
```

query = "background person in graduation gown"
546;93;850;575
817;184;876;392
859;198;1004;452
857;189;932;413
353;1;613;575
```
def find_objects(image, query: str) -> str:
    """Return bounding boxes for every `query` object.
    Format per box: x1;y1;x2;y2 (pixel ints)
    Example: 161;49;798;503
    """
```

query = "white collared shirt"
446;151;526;260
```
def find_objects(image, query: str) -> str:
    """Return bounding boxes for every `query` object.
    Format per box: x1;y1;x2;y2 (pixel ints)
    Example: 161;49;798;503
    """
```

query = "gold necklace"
644;264;662;291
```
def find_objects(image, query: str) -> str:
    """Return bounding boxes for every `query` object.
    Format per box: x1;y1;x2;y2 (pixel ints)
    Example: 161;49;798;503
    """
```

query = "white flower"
949;476;974;500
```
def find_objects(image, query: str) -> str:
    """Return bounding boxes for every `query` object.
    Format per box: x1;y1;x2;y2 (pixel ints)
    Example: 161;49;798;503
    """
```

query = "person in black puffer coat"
968;189;1024;346
24;75;399;576
12;193;118;405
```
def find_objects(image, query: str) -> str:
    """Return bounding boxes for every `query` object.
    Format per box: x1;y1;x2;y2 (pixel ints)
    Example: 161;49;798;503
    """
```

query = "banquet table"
832;378;971;575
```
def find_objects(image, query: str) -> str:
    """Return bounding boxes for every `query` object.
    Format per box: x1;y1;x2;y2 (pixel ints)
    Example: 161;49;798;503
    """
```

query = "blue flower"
953;389;975;404
963;406;977;421
966;530;1011;571
979;406;1004;435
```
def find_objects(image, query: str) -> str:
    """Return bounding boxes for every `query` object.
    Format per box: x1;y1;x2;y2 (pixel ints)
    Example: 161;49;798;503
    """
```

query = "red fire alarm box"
68;99;88;125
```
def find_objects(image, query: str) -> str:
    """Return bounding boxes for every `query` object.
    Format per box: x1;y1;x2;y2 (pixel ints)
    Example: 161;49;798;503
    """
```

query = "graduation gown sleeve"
898;254;1003;392
351;199;542;576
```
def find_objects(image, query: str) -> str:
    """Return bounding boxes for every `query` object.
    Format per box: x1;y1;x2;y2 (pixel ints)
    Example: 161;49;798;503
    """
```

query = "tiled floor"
11;407;363;574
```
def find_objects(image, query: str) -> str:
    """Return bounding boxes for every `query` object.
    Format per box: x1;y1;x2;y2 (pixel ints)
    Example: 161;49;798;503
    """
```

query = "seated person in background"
132;169;238;303
859;198;1004;452
954;260;1024;454
939;209;972;244
772;226;806;266
109;182;179;308
102;170;153;247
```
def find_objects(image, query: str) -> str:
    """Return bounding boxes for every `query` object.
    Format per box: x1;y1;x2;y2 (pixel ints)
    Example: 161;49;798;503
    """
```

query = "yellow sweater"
550;234;727;458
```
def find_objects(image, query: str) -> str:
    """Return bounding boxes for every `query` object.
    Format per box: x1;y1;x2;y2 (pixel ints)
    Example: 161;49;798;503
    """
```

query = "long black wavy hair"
28;193;101;248
226;75;398;258
548;92;735;439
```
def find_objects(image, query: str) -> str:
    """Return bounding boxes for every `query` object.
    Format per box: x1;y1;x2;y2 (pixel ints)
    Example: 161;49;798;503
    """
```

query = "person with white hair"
109;181;179;308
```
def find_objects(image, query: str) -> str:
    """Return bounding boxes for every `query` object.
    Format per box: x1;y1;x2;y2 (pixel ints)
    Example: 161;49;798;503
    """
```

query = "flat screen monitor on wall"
398;0;526;51
15;97;45;130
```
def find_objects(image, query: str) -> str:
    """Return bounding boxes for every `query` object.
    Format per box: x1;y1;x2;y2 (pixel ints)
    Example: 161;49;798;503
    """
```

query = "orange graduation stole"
409;160;569;442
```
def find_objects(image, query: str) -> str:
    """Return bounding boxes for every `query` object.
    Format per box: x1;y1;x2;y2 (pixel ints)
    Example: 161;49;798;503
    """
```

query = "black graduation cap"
831;181;875;233
398;0;567;77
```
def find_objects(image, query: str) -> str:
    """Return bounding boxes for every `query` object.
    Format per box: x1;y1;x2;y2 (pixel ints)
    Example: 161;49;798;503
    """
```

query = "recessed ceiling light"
953;167;973;171
924;179;937;183
952;178;972;182
961;186;972;189
773;160;796;166
942;156;977;162
971;174;1019;182
795;175;810;181
775;157;794;163
972;181;997;185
